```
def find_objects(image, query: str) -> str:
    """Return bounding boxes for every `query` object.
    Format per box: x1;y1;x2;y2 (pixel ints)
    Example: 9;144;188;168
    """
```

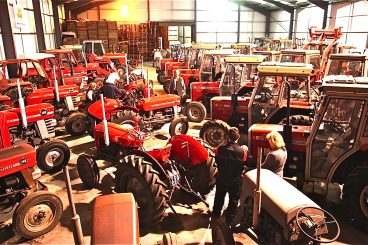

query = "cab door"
306;97;365;180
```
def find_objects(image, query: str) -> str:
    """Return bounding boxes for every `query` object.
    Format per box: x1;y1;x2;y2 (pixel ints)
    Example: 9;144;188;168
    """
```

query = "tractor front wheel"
169;117;189;136
36;140;70;172
12;191;62;239
211;218;236;245
77;154;100;188
199;120;230;148
187;138;217;195
343;165;368;229
157;74;166;85
115;155;168;227
65;112;87;136
185;101;206;123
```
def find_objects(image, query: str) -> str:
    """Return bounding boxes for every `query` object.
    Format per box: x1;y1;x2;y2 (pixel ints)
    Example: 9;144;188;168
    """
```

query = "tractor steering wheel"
296;206;340;243
128;127;151;141
330;119;346;134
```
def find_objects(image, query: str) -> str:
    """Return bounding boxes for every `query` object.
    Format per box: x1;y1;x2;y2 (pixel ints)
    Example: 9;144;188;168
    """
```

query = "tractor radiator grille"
71;96;79;108
45;118;56;134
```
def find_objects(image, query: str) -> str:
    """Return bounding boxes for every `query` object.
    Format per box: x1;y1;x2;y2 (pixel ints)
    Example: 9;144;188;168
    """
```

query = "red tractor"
200;62;316;147
77;98;217;227
0;144;63;238
86;94;189;137
186;55;266;123
248;76;368;228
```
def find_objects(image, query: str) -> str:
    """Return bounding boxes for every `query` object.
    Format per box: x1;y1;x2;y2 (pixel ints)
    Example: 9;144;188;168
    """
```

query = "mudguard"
168;134;209;167
88;98;138;121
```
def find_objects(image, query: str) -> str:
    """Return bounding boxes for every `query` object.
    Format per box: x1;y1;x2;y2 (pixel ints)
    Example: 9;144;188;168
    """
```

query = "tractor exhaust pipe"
125;53;129;83
17;79;27;128
141;55;144;79
100;94;110;146
283;81;292;147
53;66;60;103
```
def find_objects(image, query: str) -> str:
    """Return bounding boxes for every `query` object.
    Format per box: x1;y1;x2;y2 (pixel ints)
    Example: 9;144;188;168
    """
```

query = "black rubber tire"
185;101;207;123
187;138;218;195
280;114;313;126
12;191;63;239
0;104;11;111
157;74;165;85
342;165;368;229
199;120;230;148
65;112;87;136
113;109;144;130
36;139;70;172
211;218;236;245
162;232;178;245
115;155;168;227
163;80;171;94
124;88;139;106
77;154;100;188
169;117;189;136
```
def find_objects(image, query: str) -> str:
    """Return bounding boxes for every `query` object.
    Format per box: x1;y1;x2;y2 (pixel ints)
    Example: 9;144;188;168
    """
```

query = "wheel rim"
45;148;64;167
212;222;230;245
23;201;56;233
71;117;86;133
205;126;226;147
125;177;149;209
360;186;368;218
188;106;201;120
174;121;185;134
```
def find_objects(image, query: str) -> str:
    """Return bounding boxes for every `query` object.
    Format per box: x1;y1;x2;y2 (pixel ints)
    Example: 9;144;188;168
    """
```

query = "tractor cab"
219;55;266;96
280;49;321;80
253;50;281;62
249;62;314;126
45;49;86;77
83;40;126;68
254;37;292;51
230;43;257;55
325;53;368;77
0;59;49;91
60;44;87;65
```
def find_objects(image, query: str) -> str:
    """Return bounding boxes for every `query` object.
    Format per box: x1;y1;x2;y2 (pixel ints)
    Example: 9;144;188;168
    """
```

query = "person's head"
174;70;180;78
228;127;240;143
266;130;285;149
89;82;96;90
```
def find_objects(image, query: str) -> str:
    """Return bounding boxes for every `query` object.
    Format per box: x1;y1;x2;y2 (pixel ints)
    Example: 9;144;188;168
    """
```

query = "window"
280;54;305;63
310;56;321;70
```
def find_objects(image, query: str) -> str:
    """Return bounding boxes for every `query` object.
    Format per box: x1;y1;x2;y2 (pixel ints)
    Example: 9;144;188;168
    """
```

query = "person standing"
170;69;187;105
85;82;97;110
212;127;248;223
96;73;124;100
262;130;287;177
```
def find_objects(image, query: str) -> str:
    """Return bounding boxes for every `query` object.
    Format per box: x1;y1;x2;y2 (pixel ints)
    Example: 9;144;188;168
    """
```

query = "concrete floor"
1;65;368;244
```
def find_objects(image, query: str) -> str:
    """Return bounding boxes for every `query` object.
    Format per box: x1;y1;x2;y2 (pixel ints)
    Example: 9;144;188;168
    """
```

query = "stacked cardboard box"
87;21;98;40
66;20;77;33
77;21;88;42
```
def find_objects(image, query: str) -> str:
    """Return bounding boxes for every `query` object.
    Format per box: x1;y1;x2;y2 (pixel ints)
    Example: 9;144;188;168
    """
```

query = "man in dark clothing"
170;69;186;105
212;127;248;223
96;73;124;99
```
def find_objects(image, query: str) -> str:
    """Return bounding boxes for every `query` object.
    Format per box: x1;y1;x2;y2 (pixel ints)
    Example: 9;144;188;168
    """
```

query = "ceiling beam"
262;0;293;13
307;0;328;28
239;0;271;16
64;0;92;11
72;1;115;16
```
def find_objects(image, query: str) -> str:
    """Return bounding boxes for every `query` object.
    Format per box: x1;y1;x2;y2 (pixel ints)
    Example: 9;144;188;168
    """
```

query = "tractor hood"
0;103;54;127
0;78;31;91
87;98;126;121
136;94;180;111
248;124;310;160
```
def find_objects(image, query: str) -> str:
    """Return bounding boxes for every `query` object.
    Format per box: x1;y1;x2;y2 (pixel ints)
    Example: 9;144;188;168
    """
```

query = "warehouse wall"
239;5;266;43
0;31;4;60
329;0;368;48
40;0;55;50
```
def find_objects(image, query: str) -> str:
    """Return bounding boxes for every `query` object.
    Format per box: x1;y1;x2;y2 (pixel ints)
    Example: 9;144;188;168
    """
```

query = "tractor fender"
88;99;137;121
128;149;167;180
168;134;209;168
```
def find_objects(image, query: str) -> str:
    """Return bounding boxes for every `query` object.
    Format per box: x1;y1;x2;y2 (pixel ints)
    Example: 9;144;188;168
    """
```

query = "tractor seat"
92;193;140;245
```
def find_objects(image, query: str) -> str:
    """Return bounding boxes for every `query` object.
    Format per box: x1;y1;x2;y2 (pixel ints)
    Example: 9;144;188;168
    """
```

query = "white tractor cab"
60;44;87;65
280;49;321;80
219;55;267;96
229;43;257;55
186;43;221;70
199;49;239;82
253;50;281;62
82;40;106;57
324;53;368;77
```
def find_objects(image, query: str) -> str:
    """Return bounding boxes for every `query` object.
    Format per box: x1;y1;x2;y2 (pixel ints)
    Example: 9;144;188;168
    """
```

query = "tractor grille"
45;118;56;134
71;96;79;108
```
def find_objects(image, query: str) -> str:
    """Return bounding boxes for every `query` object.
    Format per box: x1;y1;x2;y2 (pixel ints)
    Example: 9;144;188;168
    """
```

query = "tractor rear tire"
199;120;230;148
169;117;189;136
163;80;171;94
211;218;236;245
280;115;313;126
162;232;178;245
115;155;168;227
187;138;217;195
13;191;62;239
185;101;207;123
342;165;368;229
113;109;144;130
157;74;165;85
36;140;70;173
77;154;100;188
65;112;87;136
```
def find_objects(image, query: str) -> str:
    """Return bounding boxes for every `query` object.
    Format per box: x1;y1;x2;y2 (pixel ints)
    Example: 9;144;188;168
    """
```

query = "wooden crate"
66;20;77;32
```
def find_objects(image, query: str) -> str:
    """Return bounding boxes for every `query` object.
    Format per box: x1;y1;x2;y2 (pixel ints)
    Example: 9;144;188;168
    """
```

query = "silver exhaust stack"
17;79;27;128
100;94;110;146
53;66;60;102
